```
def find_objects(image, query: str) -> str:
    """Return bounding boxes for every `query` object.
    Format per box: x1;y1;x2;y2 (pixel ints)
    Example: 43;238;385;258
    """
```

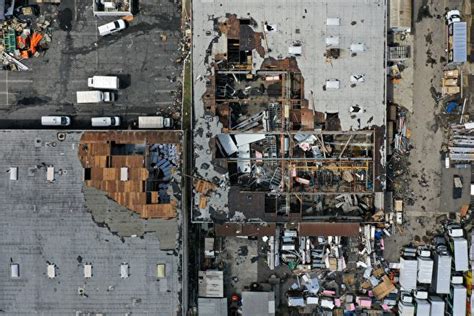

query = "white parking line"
0;79;33;83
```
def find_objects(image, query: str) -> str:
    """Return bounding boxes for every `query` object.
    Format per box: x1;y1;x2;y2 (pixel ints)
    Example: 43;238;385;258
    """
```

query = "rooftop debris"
78;131;182;219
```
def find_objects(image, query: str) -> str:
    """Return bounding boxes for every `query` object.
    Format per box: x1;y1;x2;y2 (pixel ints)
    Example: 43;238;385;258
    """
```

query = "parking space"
0;0;183;129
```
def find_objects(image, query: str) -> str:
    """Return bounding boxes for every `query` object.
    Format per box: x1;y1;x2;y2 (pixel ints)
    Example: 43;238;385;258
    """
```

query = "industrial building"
0;130;182;314
192;0;386;223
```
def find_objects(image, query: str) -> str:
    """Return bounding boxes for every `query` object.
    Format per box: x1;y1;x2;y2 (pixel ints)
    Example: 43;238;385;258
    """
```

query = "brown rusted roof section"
215;223;276;237
298;222;360;237
79;131;181;219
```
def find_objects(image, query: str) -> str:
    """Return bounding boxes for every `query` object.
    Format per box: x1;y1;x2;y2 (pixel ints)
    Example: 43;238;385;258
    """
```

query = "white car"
98;19;127;36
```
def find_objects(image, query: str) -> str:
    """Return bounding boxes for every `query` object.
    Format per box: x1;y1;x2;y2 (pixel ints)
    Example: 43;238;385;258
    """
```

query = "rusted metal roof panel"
298;222;360;237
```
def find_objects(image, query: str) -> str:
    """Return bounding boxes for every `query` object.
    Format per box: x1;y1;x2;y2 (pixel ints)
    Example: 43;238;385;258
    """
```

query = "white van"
98;19;127;36
41;116;71;126
91;116;120;127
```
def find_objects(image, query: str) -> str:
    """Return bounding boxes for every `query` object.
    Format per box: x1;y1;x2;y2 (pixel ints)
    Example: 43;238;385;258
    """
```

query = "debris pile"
447;122;474;162
442;68;460;96
393;109;411;154
0;12;53;70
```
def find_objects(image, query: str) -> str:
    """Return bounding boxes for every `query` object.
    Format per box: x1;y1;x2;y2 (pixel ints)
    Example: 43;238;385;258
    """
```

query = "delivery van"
91;116;120;127
41;116;71;126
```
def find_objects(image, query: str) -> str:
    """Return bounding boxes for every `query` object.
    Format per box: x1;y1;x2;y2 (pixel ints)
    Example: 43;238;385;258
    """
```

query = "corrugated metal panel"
452;22;467;63
216;134;238;156
298;222;359;237
389;0;412;30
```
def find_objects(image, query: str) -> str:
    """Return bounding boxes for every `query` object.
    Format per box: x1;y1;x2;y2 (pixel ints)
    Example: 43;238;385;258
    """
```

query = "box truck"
417;257;434;284
448;285;467;316
451;238;468;271
398;301;415;316
87;76;120;90
431;253;452;294
138;116;172;129
76;90;115;103
415;299;430;315
430;296;445;316
399;257;418;291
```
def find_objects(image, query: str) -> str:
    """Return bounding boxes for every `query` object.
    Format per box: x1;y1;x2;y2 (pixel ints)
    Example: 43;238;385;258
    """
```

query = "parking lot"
0;0;183;129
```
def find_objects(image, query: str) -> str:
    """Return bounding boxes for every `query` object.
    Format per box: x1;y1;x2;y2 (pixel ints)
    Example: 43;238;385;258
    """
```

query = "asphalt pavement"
0;0;183;129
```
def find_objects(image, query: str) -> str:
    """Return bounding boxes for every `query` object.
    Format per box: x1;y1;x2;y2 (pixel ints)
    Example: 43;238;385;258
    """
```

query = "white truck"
417;257;434;284
399;257;418;291
76;91;115;103
87;76;120;90
138;116;172;129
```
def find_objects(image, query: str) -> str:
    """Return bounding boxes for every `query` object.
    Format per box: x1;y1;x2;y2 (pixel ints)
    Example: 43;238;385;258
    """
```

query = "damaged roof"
298;222;360;237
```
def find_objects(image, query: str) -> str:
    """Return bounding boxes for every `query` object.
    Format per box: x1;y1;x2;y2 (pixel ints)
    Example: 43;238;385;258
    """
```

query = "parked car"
98;19;127;36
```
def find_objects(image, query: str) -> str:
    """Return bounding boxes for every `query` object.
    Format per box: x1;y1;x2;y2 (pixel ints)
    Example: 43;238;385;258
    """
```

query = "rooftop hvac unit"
103;2;116;9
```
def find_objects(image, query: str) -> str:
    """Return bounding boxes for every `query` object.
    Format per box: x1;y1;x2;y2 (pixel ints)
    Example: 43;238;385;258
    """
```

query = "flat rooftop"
0;0;182;129
192;0;386;222
0;130;181;314
193;0;386;131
